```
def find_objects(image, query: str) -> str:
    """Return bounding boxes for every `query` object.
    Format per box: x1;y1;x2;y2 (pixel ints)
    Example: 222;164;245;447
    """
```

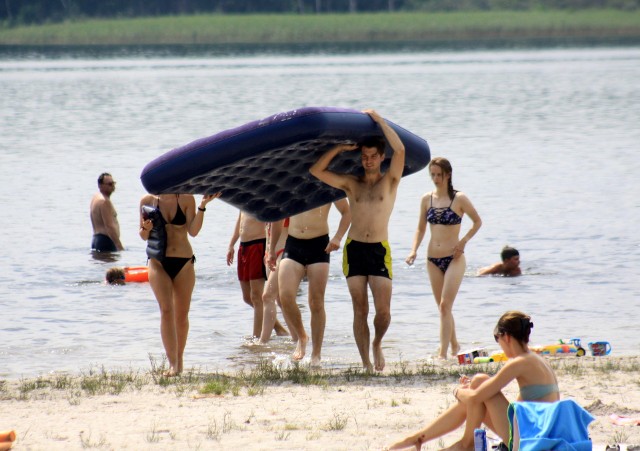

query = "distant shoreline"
1;10;640;47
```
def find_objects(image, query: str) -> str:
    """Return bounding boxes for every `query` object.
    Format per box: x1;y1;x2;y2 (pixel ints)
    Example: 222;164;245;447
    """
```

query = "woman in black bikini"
406;157;481;360
139;192;220;376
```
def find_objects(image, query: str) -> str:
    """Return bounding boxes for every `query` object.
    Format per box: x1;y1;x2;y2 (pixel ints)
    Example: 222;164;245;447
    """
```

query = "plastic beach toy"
588;341;611;356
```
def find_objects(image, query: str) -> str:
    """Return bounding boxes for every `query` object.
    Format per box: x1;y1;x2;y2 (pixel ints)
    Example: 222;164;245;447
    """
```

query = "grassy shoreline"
3;355;639;400
1;10;640;46
3;357;638;449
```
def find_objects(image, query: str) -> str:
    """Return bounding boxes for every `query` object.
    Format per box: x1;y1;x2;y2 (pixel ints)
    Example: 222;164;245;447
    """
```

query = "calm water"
1;45;639;379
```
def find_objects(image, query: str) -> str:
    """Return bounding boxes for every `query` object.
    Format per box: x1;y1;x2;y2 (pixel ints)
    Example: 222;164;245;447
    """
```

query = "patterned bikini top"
426;192;462;225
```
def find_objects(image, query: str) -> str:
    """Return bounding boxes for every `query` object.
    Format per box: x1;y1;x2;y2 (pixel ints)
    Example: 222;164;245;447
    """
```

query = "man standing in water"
277;200;351;367
310;109;405;372
227;210;288;338
90;172;124;252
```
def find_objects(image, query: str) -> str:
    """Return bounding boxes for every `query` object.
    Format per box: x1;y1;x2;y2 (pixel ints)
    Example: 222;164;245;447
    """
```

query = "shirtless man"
478;246;521;277
277;200;351;366
310;109;405;372
259;218;293;344
227;211;287;338
90;172;124;252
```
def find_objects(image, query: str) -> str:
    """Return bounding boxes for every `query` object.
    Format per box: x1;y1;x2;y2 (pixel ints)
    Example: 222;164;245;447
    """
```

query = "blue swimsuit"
520;383;559;401
427;192;462;274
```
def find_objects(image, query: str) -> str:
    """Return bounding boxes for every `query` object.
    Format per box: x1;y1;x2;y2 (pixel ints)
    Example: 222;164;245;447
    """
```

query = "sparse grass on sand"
1;355;639;449
2;354;639;402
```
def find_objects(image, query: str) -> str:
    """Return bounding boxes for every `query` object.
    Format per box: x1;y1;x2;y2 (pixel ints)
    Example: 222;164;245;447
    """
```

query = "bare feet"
386;434;423;450
163;367;179;377
373;341;385;371
292;334;308;361
310;354;321;368
450;343;460;357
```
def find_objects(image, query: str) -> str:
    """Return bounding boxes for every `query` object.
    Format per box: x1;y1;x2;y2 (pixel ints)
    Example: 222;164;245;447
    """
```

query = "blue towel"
508;399;594;451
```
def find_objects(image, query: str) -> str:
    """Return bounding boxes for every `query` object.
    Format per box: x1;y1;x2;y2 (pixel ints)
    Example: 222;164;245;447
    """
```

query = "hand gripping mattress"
140;107;430;222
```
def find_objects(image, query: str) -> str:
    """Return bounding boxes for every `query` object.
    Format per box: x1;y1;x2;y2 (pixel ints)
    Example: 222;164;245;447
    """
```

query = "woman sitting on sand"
387;310;559;451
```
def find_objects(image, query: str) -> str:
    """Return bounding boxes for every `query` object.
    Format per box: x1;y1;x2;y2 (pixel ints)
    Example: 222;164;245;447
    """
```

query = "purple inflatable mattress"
140;107;430;222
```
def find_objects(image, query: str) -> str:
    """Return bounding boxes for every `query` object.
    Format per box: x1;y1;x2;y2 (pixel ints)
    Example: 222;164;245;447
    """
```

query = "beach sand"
1;356;639;450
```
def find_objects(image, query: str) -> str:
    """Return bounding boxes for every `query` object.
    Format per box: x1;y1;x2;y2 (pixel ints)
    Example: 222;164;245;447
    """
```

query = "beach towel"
508;399;594;451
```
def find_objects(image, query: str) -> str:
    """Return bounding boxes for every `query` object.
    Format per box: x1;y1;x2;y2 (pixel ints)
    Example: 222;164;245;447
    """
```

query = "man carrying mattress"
310;109;405;372
277;200;351;367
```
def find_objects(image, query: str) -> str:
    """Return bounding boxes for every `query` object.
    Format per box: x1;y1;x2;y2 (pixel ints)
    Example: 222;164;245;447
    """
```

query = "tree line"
2;0;638;26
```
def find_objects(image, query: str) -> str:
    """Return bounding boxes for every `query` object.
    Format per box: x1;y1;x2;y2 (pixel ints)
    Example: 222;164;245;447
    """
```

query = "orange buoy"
123;266;149;283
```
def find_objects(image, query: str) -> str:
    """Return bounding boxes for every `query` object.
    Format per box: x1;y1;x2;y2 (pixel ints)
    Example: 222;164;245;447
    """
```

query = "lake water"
1;44;639;379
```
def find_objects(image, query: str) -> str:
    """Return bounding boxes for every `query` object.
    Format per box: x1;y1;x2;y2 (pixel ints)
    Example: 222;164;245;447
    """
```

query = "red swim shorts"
237;238;267;281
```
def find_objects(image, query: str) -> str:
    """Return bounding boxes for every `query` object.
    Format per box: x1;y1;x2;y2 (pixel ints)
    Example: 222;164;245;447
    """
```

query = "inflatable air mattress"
141;107;430;222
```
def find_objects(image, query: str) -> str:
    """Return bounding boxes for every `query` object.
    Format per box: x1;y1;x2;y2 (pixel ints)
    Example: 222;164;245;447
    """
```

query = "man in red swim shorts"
227;211;286;338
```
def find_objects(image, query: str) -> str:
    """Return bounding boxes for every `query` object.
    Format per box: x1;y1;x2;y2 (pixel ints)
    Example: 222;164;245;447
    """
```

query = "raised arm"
309;143;358;191
188;192;221;237
363;109;405;184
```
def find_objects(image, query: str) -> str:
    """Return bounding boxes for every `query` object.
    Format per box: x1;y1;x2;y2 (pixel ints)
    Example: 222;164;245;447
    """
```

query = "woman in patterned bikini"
406;157;482;360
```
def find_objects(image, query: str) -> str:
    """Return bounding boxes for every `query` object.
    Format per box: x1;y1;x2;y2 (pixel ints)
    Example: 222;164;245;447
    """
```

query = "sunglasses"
494;332;504;343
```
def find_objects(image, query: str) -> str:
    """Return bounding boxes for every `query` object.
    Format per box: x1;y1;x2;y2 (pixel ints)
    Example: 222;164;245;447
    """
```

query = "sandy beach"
1;356;639;450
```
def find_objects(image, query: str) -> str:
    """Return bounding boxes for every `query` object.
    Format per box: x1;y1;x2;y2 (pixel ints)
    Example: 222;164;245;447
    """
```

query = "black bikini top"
170;195;187;225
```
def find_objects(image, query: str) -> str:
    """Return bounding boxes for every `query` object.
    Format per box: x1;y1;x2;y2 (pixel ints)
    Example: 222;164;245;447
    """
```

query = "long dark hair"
494;311;534;345
428;157;455;201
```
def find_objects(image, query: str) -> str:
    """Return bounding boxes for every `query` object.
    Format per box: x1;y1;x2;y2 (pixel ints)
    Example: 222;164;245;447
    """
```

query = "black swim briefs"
282;234;330;266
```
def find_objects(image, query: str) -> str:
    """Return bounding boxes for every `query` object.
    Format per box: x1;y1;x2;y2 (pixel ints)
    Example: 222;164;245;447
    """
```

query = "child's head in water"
105;267;126;285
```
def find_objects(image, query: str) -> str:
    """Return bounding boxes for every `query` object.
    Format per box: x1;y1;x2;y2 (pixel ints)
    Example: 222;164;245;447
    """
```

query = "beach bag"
142;205;167;262
508;399;594;451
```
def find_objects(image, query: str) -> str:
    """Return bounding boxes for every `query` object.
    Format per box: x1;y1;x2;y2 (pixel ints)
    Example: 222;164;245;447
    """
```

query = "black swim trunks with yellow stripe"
342;238;392;279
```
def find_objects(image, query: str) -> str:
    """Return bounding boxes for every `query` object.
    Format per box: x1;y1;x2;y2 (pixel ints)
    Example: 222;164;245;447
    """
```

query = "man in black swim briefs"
310;109;405;372
90;172;124;253
278;200;350;367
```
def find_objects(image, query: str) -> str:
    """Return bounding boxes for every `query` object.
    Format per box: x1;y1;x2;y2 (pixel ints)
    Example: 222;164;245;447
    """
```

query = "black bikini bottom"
161;255;195;280
428;255;454;274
